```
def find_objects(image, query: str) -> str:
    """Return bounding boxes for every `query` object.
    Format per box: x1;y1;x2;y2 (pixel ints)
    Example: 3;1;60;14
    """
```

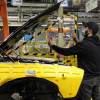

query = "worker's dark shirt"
50;35;100;79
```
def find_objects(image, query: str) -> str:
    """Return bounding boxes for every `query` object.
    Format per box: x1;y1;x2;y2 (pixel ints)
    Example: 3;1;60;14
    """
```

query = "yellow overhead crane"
0;2;84;100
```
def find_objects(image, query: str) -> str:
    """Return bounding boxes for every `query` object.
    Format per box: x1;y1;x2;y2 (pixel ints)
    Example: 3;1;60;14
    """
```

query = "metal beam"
21;3;52;7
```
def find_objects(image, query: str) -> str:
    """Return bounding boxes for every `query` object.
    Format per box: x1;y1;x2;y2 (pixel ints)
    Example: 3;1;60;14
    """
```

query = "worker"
48;21;100;100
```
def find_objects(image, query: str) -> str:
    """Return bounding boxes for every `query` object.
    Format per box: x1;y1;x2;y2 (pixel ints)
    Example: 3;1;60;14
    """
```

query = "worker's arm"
48;40;86;56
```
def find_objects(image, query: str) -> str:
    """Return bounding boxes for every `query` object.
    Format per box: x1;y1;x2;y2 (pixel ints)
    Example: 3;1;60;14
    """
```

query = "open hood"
0;2;61;54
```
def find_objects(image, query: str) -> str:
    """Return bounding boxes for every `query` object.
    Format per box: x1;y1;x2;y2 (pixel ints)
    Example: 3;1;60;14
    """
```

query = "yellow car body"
0;62;84;98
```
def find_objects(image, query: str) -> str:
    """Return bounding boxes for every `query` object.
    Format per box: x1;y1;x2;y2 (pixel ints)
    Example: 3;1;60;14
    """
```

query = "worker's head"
82;21;99;37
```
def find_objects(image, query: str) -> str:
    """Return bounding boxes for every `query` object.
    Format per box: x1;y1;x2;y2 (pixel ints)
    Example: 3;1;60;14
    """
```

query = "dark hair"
82;22;99;35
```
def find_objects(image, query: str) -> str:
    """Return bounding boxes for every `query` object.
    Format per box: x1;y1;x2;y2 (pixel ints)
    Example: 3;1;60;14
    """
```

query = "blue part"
23;34;33;41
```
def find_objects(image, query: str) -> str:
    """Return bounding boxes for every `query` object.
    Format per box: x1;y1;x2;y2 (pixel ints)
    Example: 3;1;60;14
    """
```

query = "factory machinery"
0;2;84;100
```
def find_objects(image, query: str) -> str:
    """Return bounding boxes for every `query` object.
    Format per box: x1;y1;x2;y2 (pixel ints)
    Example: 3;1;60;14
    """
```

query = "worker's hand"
73;33;79;43
48;39;52;47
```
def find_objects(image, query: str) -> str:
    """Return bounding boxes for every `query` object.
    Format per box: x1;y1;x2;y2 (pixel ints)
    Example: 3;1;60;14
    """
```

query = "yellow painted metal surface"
0;62;84;98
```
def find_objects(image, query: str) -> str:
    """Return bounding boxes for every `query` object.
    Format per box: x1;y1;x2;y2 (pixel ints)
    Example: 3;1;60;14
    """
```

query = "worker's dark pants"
65;76;100;100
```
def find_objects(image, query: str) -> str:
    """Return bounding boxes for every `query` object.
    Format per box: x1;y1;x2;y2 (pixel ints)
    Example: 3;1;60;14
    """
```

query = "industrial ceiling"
0;0;99;26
